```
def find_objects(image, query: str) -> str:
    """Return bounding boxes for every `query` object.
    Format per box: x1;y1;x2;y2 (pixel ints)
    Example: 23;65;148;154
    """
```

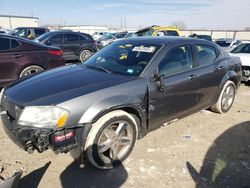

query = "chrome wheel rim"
97;121;133;163
80;51;92;61
221;84;235;111
23;68;42;76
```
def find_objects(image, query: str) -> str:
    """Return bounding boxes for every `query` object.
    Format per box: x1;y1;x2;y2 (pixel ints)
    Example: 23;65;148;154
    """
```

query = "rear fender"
212;71;238;103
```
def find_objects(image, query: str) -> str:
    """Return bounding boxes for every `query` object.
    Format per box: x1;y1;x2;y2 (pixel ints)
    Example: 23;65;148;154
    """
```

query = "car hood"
229;53;250;66
4;65;137;106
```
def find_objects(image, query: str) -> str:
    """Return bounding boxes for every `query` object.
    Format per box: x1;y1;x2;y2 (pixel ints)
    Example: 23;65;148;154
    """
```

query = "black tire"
84;110;138;169
19;65;44;78
211;80;236;113
79;49;93;62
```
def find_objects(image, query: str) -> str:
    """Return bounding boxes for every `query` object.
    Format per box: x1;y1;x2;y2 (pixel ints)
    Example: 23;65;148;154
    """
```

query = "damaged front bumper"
0;112;91;154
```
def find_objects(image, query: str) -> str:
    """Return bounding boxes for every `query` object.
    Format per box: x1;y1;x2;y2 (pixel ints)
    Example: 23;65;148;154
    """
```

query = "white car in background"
229;41;250;82
92;32;109;41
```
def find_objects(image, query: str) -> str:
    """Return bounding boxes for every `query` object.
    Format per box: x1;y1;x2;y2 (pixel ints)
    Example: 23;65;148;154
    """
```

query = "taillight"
48;49;63;56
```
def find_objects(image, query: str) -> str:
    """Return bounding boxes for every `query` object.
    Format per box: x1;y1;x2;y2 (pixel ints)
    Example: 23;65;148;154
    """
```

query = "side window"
64;34;79;42
0;38;10;50
79;35;87;41
159;45;193;76
10;39;20;49
49;34;64;44
195;45;217;66
34;29;46;37
165;30;179;36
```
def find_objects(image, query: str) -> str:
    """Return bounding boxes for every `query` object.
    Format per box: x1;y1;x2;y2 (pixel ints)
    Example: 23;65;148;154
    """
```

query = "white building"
0;15;39;30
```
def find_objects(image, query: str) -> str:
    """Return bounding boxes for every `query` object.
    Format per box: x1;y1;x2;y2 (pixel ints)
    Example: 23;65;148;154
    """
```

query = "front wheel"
211;80;236;113
84;110;138;169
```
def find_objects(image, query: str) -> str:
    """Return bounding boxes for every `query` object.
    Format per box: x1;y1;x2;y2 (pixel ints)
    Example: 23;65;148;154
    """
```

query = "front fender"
78;95;144;124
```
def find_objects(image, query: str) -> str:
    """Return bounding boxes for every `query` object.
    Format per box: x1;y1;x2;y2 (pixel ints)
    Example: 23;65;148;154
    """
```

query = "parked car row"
34;31;97;61
0;34;65;88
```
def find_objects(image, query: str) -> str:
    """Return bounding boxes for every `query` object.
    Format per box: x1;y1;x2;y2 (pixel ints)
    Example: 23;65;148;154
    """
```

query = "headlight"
18;106;69;129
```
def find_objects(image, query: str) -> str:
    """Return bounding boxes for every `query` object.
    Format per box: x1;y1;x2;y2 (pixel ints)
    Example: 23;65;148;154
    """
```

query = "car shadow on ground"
187;121;250;188
60;160;128;188
18;162;51;188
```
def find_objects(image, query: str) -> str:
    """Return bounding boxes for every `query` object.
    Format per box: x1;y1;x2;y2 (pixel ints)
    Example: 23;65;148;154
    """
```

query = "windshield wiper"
96;65;112;74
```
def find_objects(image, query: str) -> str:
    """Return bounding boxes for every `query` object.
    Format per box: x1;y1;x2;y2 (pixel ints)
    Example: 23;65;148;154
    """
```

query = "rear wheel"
211;80;236;113
19;65;44;78
85;110;138;169
79;50;93;62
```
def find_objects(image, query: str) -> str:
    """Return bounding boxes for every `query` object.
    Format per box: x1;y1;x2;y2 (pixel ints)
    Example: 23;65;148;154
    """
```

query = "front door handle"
12;54;22;58
217;66;224;70
188;74;197;80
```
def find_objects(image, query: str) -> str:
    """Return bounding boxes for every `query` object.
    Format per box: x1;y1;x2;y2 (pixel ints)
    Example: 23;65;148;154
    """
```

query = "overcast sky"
0;0;250;29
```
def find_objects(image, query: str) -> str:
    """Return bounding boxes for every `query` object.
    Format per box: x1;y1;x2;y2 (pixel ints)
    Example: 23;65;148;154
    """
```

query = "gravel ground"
0;85;249;188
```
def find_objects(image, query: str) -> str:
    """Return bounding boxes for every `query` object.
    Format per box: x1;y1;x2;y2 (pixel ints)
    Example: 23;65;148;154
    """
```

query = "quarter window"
0;38;10;50
79;35;87;41
195;45;217;66
158;45;193;76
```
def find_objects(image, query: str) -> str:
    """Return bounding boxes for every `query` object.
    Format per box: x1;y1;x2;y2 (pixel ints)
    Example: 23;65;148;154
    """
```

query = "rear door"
193;44;227;109
0;37;22;85
63;33;81;60
148;44;199;130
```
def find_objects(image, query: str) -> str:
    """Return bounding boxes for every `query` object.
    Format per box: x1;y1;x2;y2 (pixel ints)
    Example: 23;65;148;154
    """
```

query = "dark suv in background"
0;34;65;87
9;27;49;40
35;31;97;61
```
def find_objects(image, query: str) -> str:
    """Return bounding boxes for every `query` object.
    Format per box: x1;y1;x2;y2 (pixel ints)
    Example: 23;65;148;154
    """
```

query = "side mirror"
152;72;166;92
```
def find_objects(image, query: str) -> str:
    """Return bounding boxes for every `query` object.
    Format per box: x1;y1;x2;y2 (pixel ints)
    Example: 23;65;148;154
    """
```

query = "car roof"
116;36;212;45
14;27;48;29
0;34;47;46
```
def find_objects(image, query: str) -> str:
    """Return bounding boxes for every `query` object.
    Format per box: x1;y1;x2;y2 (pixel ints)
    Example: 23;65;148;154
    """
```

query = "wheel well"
229;77;238;88
80;48;93;54
120;107;145;138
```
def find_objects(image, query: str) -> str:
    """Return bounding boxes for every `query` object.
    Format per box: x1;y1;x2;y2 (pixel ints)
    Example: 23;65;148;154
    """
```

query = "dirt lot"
0;85;249;188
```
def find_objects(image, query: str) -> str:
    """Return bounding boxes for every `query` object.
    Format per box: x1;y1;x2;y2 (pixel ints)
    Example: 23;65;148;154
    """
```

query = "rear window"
157;30;179;36
34;29;47;37
195;45;217;66
230;43;250;54
0;37;10;50
215;41;231;47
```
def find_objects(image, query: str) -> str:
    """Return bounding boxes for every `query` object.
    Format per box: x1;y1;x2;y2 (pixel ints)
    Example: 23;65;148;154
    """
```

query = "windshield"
135;28;154;37
100;33;115;40
83;41;161;76
230;43;250;53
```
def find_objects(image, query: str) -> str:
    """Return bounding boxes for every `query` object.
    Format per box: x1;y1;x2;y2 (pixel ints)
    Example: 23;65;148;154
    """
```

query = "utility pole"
120;17;123;29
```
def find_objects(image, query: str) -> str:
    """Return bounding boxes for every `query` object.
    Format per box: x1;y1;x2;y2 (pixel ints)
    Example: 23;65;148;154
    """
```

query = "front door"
148;44;199;131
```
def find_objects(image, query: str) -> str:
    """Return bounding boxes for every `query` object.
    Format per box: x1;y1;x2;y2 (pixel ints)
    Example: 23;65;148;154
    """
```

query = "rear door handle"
188;74;198;80
12;54;22;58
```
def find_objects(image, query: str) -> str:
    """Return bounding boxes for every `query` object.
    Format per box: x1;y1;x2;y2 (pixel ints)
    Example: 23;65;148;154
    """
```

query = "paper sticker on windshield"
132;46;156;53
127;69;134;74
